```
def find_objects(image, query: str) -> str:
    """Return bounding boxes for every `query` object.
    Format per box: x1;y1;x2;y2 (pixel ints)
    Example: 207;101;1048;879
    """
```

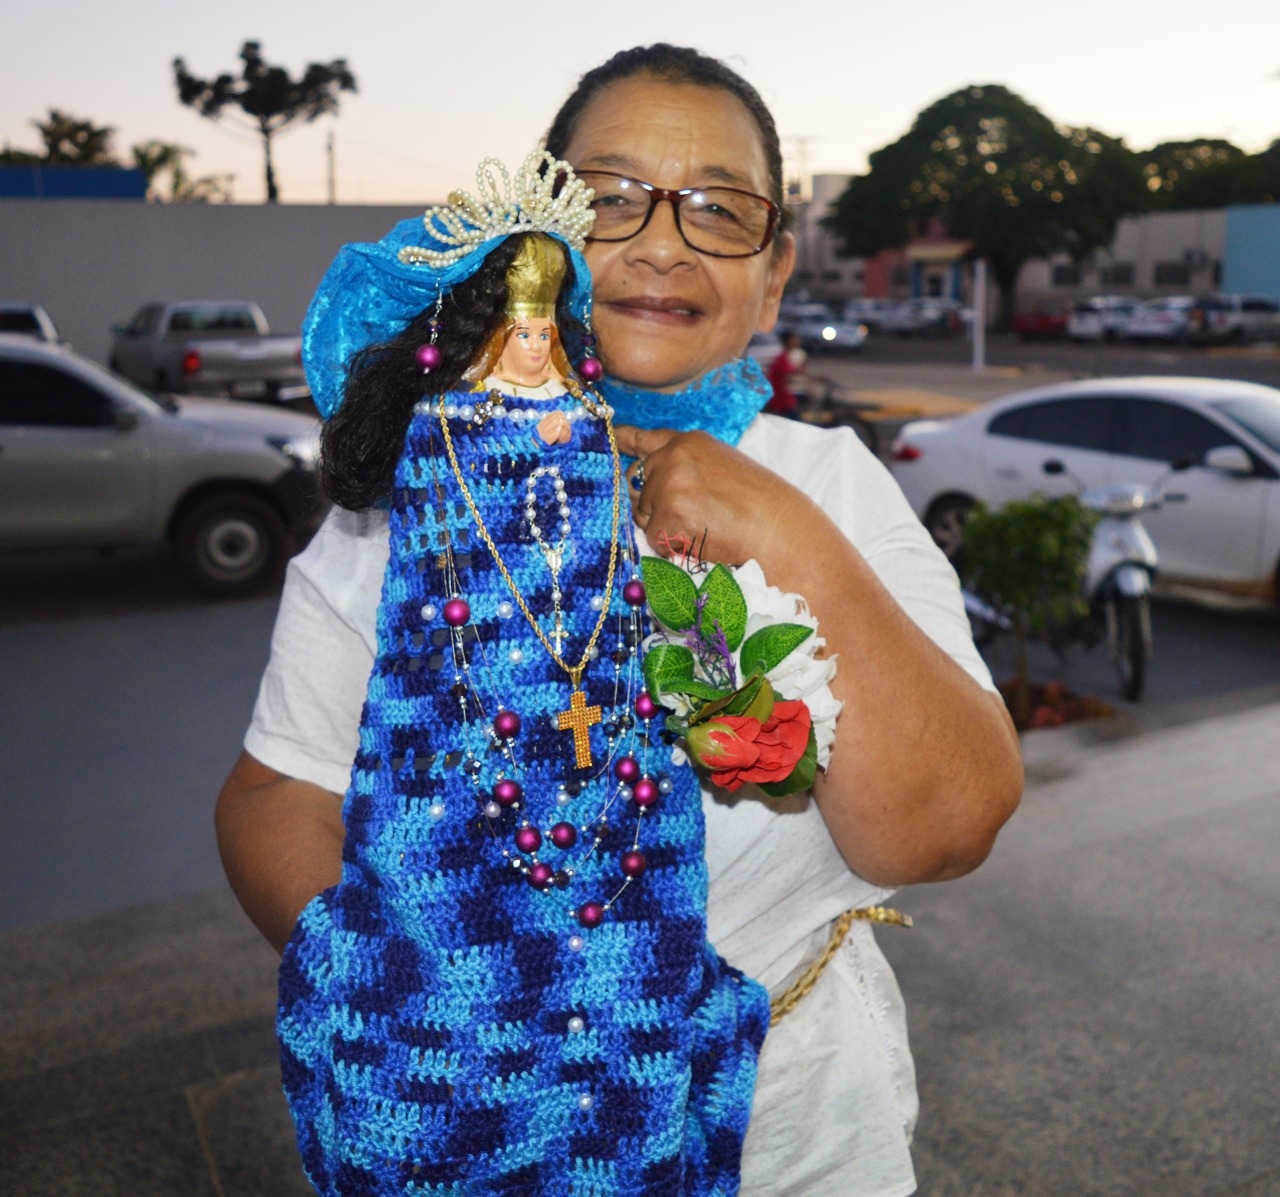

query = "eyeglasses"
577;171;780;259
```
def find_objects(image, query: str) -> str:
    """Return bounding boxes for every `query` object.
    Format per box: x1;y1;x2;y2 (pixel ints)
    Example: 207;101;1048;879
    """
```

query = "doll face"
496;317;556;386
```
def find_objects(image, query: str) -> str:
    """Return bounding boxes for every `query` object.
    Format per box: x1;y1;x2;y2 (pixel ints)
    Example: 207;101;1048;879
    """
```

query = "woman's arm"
615;425;1023;887
215;751;345;955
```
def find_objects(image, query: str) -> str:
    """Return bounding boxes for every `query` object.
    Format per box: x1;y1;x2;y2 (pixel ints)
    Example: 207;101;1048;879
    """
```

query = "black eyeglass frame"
577;170;781;259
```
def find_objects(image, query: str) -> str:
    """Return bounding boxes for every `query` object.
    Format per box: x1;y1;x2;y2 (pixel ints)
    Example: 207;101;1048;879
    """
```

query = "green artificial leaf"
697;564;748;651
738;623;813;676
724;675;774;720
758;726;819;799
640;556;698;630
643;642;695;697
643;643;725;702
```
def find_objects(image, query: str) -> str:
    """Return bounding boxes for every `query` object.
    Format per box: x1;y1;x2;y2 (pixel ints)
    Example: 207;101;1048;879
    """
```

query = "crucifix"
557;687;602;769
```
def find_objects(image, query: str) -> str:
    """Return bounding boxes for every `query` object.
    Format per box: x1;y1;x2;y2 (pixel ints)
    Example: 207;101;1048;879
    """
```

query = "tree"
132;140;234;203
824;85;1149;324
173;40;356;202
0;109;118;166
961;494;1096;728
34;109;119;165
1139;139;1248;209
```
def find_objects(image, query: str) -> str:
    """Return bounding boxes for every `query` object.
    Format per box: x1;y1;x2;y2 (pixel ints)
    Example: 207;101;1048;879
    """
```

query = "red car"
1014;305;1069;339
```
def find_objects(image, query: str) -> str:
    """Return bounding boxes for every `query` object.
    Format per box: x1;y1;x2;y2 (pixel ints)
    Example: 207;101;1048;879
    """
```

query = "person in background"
765;330;808;417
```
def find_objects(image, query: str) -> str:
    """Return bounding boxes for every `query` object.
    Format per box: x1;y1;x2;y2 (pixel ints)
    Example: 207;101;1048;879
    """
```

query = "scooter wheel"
1110;592;1148;702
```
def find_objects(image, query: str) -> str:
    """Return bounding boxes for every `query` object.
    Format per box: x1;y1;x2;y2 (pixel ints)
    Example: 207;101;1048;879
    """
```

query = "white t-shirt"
246;413;996;1197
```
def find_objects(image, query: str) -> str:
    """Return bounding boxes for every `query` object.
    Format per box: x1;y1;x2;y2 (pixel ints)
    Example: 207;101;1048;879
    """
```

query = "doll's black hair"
320;233;586;511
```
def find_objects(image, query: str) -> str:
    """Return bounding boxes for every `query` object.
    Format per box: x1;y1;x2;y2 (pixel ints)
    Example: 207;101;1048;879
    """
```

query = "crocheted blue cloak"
278;384;771;1196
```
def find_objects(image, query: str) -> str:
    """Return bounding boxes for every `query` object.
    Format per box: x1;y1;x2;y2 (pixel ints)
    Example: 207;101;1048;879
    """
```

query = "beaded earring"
415;292;444;374
577;301;603;383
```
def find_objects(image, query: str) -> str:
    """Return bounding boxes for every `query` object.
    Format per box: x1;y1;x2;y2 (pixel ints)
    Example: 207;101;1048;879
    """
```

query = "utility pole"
326;130;336;205
971;259;988;371
784;135;816;293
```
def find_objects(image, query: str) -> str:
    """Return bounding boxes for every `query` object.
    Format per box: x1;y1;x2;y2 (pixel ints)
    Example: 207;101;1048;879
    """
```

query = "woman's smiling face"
563;77;795;393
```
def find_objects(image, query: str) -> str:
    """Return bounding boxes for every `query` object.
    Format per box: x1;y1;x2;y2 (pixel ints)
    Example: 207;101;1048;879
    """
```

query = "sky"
3;0;1278;206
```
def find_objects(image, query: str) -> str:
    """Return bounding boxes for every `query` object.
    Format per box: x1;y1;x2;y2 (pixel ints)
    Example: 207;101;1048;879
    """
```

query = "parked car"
1123;296;1197;341
109;301;308;402
0;303;60;343
1066;296;1137;341
890;376;1280;602
0;335;325;594
841;298;897;330
1013;304;1070;340
879;296;971;336
1183;294;1280;344
776;301;867;353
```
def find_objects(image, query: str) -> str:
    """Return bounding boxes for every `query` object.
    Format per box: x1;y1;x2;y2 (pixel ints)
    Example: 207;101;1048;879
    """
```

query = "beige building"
1017;209;1226;310
786;174;863;303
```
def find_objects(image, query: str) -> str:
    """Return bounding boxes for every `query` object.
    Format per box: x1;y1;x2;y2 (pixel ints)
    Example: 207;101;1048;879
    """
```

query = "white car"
879;297;971;337
777;302;867;353
842;298;897;329
890;376;1280;602
1067;296;1137;341
1124;296;1196;341
1185;294;1280;344
0;303;60;343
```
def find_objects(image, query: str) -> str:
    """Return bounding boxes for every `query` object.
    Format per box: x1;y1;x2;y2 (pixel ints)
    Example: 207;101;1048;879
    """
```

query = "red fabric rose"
687;700;812;792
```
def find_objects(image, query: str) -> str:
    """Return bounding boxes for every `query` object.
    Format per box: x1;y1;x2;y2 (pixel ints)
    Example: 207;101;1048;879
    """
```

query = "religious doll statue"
280;152;770;1197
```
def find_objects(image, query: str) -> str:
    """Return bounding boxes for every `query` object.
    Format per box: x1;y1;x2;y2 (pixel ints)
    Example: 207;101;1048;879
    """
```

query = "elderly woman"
217;43;1022;1197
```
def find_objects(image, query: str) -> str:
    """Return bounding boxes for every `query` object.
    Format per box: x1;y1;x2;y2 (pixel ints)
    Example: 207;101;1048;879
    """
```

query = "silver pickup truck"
109;301;309;402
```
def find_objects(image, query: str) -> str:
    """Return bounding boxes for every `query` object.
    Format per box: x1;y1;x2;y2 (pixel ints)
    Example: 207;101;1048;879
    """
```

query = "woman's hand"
614;425;811;568
614;422;1021;887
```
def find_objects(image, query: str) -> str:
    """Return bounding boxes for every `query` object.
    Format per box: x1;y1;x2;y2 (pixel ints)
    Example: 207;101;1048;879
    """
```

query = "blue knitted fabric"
279;388;771;1196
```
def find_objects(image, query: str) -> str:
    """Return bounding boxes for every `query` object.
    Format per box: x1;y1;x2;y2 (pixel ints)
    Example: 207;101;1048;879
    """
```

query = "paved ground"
3;355;1278;1194
3;698;1278;1196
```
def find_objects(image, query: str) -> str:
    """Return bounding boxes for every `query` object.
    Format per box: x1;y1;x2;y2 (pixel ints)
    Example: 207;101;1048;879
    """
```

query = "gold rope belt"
768;906;913;1026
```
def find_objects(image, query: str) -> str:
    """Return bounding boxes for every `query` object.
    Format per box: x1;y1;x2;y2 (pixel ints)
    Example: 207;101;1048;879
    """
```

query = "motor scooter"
965;458;1180;701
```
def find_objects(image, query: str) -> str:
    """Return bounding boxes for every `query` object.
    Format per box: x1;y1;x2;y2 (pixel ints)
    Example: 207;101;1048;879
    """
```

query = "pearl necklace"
423;403;667;929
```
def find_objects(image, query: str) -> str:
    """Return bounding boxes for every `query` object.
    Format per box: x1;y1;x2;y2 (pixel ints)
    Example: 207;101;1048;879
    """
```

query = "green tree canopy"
173;40;356;202
0;109;118;166
1141;138;1280;208
824;85;1148;322
1139;139;1248;209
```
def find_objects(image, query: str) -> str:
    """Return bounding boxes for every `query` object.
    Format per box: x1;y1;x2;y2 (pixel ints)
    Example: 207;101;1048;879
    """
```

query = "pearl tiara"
398;150;595;268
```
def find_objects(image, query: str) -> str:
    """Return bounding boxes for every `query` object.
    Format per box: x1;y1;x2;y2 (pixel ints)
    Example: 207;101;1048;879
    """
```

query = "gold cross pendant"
557;687;603;769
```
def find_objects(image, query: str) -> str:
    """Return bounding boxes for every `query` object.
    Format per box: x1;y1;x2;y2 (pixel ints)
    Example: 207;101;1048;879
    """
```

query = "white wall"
1;200;428;364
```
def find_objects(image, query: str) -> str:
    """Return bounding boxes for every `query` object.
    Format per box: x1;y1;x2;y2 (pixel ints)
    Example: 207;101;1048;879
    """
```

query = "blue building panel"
0;166;148;199
1223;205;1280;299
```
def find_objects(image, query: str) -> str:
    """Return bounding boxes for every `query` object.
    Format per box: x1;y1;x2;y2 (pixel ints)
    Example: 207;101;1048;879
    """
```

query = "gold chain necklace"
437;390;623;765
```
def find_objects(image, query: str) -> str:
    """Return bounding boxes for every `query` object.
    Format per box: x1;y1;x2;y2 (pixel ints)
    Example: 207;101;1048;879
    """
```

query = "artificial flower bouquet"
640;556;841;797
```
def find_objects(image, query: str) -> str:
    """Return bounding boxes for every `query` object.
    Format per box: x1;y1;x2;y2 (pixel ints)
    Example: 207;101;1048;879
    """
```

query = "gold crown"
399;150;595;268
505;235;567;320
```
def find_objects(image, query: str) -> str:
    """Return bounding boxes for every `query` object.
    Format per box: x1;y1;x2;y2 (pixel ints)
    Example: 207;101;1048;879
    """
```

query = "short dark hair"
545;44;785;210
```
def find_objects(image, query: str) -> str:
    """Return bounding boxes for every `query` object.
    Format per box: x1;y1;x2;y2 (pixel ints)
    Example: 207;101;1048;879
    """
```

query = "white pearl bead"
567;935;584;952
459;404;475;421
421;604;437;620
497;601;514;619
429;802;446;820
484;801;501;818
590;595;605;611
556;790;571;805
577;1093;594;1111
567;1016;585;1034
508;647;524;664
